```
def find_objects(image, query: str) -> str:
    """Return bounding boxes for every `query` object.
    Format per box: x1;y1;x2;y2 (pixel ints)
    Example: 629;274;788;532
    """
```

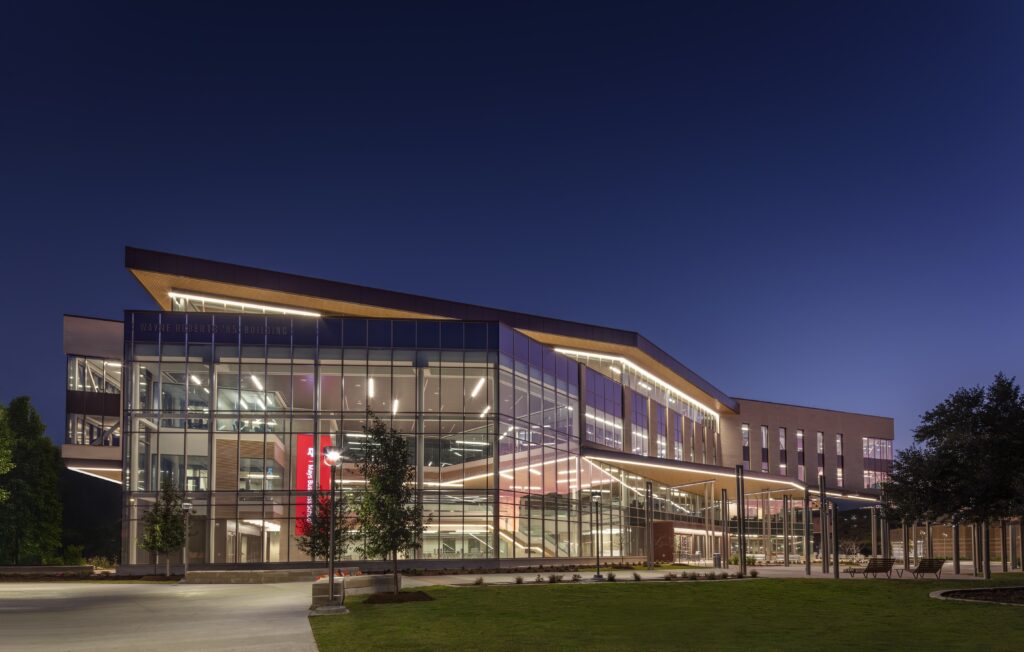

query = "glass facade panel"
121;312;731;567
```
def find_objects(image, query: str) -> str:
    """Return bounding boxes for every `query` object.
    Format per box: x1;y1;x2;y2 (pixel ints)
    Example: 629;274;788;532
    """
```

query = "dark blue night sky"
2;2;1021;448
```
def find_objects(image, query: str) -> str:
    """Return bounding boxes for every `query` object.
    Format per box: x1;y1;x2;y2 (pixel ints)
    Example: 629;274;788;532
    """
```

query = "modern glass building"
62;247;896;571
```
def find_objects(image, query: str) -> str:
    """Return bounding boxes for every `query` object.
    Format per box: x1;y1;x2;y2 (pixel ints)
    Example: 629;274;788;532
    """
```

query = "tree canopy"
0;397;63;565
295;490;354;563
0;406;13;504
140;476;187;575
355;413;425;594
883;373;1024;525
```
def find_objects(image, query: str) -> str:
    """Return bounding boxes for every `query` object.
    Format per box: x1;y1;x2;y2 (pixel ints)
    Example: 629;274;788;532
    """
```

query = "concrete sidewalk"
0;581;316;651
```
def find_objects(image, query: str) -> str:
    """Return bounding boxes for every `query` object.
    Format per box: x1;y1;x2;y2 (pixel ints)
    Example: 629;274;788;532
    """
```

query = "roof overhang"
126;246;738;413
582;448;881;503
61;444;122;485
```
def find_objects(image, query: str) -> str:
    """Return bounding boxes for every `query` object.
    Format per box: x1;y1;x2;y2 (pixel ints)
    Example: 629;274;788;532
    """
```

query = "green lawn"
310;574;1024;651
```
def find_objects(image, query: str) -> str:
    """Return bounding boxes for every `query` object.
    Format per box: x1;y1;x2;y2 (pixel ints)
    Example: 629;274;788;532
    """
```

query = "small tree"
295;491;353;563
140;477;187;576
355;413;425;594
0;406;13;504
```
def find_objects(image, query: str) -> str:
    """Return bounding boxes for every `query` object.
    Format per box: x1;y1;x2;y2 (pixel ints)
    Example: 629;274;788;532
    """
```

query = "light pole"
592;491;603;580
181;500;194;576
322;445;343;605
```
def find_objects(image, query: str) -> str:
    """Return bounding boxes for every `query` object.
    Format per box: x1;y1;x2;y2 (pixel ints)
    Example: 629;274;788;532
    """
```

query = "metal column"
925;520;933;558
831;502;840;579
953;523;960;574
881;517;890;558
721;488;729;569
902;521;910;571
1001;520;1008;573
803;488;811;576
783;495;790;566
736;465;746;575
818;474;828;574
983;523;991;579
870;507;878;557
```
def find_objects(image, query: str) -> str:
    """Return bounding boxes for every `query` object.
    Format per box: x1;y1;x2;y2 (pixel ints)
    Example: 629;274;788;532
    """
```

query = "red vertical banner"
295;434;333;535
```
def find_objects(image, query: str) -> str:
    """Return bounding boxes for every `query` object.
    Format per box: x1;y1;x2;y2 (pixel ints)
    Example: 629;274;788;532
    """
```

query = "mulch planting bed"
943;588;1024;605
364;591;434;604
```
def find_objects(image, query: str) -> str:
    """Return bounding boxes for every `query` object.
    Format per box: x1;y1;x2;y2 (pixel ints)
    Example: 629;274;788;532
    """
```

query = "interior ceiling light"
167;291;321;317
250;375;264;391
470;377;486;398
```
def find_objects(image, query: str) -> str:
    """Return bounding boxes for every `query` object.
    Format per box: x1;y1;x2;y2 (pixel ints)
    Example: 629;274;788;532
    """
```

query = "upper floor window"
835;433;845;487
68;356;121;394
795;429;805;481
741;423;750;470
760;425;769;472
778;427;787;474
862;436;893;489
631;392;649;457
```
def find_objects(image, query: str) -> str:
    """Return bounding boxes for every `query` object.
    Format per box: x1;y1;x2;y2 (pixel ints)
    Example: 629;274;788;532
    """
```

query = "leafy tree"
0;397;63;565
883;374;1024;575
881;446;949;525
295;491;353;563
355;413;425;594
913;373;1024;523
140;476;187;576
0;406;13;504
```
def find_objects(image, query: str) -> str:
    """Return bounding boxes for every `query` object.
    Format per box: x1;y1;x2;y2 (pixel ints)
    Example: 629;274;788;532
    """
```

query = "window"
631;393;649;456
778;427;787;475
796;429;805;481
741;423;750;470
816;431;824;478
760;425;769;472
583;367;623;450
671;411;683;461
652;402;667;458
862;437;892;488
835;433;844;487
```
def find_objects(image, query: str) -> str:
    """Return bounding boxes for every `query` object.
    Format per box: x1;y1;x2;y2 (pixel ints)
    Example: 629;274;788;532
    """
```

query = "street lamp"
181;500;194;576
322;445;344;605
592;491;603;580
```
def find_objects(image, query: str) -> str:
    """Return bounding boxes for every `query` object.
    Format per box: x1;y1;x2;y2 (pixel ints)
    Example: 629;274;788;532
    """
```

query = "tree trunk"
393;550;399;595
165;553;171;577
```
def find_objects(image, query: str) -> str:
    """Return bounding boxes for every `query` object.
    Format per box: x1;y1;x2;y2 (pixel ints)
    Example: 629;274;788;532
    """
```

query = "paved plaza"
0;581;316;652
0;562;1011;651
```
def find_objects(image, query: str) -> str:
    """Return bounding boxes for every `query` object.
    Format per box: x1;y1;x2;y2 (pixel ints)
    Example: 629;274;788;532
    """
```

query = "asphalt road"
0;581;317;651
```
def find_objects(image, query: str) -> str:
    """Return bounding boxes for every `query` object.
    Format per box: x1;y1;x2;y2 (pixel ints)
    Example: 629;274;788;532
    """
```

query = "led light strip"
168;291;321;317
554;348;720;420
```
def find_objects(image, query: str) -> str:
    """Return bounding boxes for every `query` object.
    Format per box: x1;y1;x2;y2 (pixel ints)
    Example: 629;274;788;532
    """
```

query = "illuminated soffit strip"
168;291;321;318
582;455;805;491
68;467;123;485
554;348;720;420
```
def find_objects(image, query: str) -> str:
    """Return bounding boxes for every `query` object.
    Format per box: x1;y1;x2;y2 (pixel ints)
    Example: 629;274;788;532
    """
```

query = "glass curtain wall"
123;311;731;567
123;312;501;566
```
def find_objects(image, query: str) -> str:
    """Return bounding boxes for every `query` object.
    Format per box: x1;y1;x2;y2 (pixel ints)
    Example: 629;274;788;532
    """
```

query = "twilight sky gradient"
1;2;1022;448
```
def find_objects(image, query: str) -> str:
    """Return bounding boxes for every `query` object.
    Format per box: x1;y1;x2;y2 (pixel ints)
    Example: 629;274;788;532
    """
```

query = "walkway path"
0;581;316;652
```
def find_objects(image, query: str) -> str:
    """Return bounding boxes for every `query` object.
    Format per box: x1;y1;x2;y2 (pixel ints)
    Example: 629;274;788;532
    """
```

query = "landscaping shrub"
606;572;616;582
633;572;642;582
750;570;759;578
548;574;563;584
664;572;678;581
473;577;484;586
571;573;582;582
515;576;523;584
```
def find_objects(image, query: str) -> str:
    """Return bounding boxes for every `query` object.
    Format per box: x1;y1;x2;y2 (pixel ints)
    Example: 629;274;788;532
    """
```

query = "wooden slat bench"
895;558;945;579
844;557;896;578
